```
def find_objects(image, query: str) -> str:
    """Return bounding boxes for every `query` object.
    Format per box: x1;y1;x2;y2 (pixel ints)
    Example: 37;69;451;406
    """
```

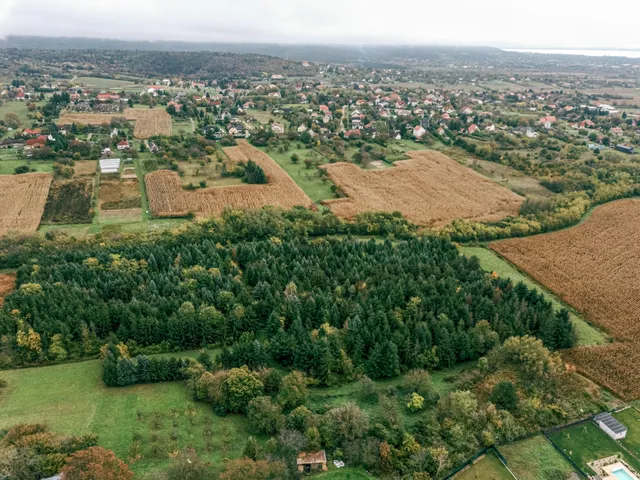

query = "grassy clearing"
455;452;514;480
259;147;336;203
0;351;255;476
458;246;608;347
548;421;640;475
498;435;576;480
614;407;640;456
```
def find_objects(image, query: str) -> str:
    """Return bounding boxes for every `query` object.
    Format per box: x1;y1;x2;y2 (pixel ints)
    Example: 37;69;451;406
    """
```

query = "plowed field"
0;173;52;236
491;199;640;399
146;140;313;218
320;150;523;227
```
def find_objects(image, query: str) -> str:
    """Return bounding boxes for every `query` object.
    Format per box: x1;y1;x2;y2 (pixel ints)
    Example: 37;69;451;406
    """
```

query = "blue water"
613;468;636;480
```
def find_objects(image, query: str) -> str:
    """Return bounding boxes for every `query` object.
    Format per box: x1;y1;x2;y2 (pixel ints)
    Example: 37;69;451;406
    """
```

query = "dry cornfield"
59;109;172;138
146;140;314;218
319;150;523;227
491;199;640;398
0;174;52;236
73;160;98;176
491;199;640;341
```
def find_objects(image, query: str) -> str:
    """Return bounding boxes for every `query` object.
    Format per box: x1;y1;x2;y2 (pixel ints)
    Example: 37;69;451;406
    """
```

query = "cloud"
1;0;639;49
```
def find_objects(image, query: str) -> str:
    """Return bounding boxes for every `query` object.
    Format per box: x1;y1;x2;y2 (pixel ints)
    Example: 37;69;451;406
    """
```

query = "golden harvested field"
0;173;52;236
146;140;313;218
0;273;16;307
59;109;171;138
491;199;640;399
320;150;523;227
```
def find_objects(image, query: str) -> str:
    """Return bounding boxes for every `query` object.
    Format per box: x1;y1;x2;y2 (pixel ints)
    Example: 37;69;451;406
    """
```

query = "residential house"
467;124;479;135
611;127;624;137
271;123;285;134
413;125;426;139
117;140;130;151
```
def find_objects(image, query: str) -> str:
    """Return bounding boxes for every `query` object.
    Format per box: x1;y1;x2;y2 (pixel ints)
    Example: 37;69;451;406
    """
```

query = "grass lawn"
547;421;640;475
498;435;576;480
259;147;336;203
614;407;640;456
0;100;33;128
75;76;137;89
0;350;255;476
455;452;514;480
316;467;375;479
458;246;608;347
172;119;194;135
0;158;54;175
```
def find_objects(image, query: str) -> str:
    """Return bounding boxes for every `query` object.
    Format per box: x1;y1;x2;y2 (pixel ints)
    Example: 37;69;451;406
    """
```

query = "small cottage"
297;450;327;474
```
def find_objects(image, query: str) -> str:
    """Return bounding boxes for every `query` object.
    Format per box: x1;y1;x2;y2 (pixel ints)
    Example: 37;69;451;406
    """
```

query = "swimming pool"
612;467;637;480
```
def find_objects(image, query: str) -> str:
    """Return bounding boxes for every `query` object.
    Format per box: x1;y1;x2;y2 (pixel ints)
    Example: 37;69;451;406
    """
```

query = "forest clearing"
145;140;313;217
491;199;640;399
320;150;523;227
0;173;52;236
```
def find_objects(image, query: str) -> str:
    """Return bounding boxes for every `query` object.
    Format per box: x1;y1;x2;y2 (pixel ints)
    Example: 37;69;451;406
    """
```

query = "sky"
1;0;640;50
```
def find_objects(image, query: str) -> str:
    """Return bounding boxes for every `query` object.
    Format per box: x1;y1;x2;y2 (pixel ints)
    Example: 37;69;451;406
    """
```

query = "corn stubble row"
320;150;523;227
491;199;640;399
0;173;52;236
145;140;314;217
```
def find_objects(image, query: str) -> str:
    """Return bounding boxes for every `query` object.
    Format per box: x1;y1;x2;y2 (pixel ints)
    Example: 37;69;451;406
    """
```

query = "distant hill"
0;36;502;65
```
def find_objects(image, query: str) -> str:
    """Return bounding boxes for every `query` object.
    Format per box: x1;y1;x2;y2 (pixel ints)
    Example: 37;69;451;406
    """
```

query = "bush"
247;396;285;434
489;381;518;411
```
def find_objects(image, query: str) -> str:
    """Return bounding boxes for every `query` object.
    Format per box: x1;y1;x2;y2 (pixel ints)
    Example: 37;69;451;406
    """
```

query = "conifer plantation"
0;210;573;371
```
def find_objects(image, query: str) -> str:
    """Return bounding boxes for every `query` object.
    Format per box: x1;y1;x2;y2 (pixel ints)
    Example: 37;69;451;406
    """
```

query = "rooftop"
297;450;327;465
595;413;627;434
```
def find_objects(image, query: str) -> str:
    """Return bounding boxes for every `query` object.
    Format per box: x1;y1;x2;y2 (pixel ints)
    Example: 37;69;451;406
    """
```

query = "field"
42;178;94;224
547;421;640;475
490;200;640;399
0;358;254;476
75;76;137;89
320;150;523;227
458;246;607;347
466;158;553;198
97;178;143;223
498;435;576;480
74;160;97;176
0;273;15;306
454;452;514;480
146;140;314;218
0;173;52;236
58;108;172;138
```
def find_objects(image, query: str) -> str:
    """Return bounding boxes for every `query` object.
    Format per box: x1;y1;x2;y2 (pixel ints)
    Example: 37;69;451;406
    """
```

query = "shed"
595;413;628;440
297;450;328;474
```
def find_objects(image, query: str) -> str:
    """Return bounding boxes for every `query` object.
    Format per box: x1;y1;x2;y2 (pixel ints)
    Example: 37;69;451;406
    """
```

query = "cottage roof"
297;450;327;465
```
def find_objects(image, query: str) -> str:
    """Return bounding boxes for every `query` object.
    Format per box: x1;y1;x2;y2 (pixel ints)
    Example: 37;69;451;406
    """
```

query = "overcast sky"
2;0;639;50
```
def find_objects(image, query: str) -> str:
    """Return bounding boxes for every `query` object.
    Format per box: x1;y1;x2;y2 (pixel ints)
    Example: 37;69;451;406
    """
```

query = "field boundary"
465;245;610;345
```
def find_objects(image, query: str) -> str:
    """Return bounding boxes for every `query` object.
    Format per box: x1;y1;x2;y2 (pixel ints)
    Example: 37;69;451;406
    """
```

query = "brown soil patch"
99;209;142;222
0;173;52;236
145;140;313;218
320;150;523;227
